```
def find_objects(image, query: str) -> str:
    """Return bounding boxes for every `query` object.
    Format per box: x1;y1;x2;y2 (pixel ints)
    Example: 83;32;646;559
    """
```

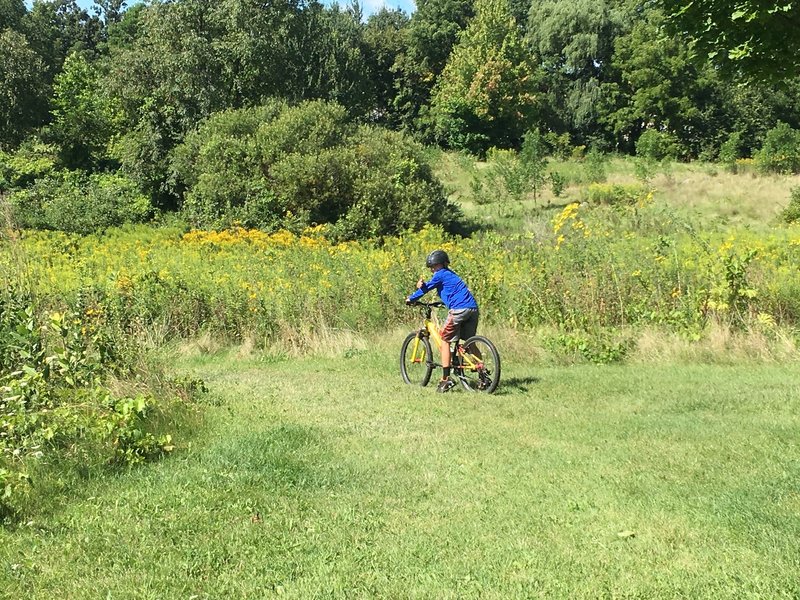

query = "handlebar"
406;300;445;308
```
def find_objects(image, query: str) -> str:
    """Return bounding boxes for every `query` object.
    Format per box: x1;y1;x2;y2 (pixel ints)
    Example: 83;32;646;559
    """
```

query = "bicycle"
400;301;501;393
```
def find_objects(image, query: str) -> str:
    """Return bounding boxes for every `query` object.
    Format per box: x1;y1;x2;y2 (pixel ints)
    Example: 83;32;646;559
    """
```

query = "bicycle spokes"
455;336;500;393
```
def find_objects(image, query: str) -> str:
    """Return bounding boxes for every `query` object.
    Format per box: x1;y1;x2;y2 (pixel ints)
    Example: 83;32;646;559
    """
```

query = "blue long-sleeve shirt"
408;268;478;310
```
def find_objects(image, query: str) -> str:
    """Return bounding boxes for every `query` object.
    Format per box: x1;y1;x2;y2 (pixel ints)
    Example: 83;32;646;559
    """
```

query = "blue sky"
26;0;417;18
359;0;416;16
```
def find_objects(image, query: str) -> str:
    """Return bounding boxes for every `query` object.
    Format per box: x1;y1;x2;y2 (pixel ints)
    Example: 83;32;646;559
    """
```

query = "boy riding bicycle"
406;250;479;393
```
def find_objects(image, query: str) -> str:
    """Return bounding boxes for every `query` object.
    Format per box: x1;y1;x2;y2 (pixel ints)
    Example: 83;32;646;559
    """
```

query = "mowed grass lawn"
1;339;799;599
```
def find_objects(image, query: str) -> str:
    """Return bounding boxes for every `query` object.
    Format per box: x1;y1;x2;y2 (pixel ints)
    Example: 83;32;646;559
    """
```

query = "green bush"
718;131;743;172
10;171;153;233
0;289;199;520
175;100;457;239
583;148;607;183
755;122;800;174
549;171;566;197
781;187;800;224
635;129;679;161
0;140;59;191
544;131;572;159
585;183;648;205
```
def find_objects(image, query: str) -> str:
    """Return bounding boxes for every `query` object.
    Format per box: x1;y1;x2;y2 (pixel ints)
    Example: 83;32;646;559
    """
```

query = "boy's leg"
441;339;451;375
440;312;458;379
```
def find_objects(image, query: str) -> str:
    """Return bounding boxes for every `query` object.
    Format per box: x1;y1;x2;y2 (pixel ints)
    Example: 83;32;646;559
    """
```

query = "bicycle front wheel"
400;332;434;386
456;335;501;393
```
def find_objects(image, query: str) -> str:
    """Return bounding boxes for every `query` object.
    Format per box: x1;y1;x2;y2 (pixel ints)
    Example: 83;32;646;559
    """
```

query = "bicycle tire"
456;335;501;393
400;332;434;386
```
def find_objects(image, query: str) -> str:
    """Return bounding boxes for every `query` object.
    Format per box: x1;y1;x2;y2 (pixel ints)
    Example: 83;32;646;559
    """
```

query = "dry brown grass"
631;323;799;364
649;169;800;225
175;321;798;367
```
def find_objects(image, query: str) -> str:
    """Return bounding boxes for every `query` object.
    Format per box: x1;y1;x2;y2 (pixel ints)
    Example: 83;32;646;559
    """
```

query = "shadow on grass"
496;376;540;394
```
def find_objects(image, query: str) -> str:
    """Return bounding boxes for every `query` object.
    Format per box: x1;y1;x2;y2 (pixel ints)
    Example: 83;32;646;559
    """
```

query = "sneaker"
436;378;456;393
477;371;492;390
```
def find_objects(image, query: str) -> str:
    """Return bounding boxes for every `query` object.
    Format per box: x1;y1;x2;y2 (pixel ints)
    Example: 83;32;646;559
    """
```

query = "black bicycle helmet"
425;249;450;268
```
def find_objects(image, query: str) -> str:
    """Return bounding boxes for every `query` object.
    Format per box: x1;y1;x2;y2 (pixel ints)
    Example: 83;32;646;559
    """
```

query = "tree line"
1;0;799;234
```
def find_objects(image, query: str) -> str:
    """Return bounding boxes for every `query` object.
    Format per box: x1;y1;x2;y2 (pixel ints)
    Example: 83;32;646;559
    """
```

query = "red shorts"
440;308;479;342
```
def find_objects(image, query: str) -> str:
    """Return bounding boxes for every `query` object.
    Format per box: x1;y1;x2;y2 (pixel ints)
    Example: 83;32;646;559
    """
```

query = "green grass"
2;338;799;598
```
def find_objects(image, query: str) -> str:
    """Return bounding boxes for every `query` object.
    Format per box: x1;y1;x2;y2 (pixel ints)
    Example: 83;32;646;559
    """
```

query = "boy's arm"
407;271;440;303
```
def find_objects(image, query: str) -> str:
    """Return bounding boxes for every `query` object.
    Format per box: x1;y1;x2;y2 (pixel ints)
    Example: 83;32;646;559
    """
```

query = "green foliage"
20;0;104;80
543;132;572;159
0;140;58;191
600;11;722;158
0;0;26;31
658;0;800;80
544;330;632;364
47;52;123;170
174;101;456;239
391;0;474;132
755;122;800;174
585;182;648;205
519;129;548;201
10;171;153;233
467;130;549;207
472;148;527;205
718;131;743;172
363;8;409;126
526;0;620;136
0;29;49;150
0;293;179;518
549;171;566;197
583;147;607;183
635;129;679;161
430;0;541;155
104;0;377;205
781;187;800;224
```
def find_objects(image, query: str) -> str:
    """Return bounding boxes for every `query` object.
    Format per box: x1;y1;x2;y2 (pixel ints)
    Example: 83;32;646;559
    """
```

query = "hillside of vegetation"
1;2;799;590
2;0;800;236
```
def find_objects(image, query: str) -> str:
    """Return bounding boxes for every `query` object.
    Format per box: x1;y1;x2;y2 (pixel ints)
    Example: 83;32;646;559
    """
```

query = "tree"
526;0;622;140
0;0;25;31
658;0;800;80
598;9;726;156
0;29;49;149
364;7;409;125
105;0;377;205
47;52;122;169
430;0;541;154
172;100;456;239
22;0;104;81
301;2;374;117
392;0;474;133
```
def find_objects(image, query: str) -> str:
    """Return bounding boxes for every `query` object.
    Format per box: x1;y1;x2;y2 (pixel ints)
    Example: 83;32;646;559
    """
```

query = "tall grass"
4;198;800;362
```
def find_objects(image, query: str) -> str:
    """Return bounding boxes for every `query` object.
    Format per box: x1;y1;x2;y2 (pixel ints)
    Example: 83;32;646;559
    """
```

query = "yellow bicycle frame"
409;312;482;372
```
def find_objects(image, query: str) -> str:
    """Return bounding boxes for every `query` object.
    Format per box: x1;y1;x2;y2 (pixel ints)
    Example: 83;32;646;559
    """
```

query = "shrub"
583;148;607;183
585;183;648;205
0;288;200;520
10;171;153;233
718;131;743;172
544;131;572;159
636;129;679;161
175;100;457;239
549;171;566;197
781;187;800;224
755;122;800;174
0;139;59;191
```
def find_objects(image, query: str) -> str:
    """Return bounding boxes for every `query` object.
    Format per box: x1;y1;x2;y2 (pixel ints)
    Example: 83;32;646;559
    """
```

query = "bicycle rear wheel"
400;332;434;386
455;335;501;393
